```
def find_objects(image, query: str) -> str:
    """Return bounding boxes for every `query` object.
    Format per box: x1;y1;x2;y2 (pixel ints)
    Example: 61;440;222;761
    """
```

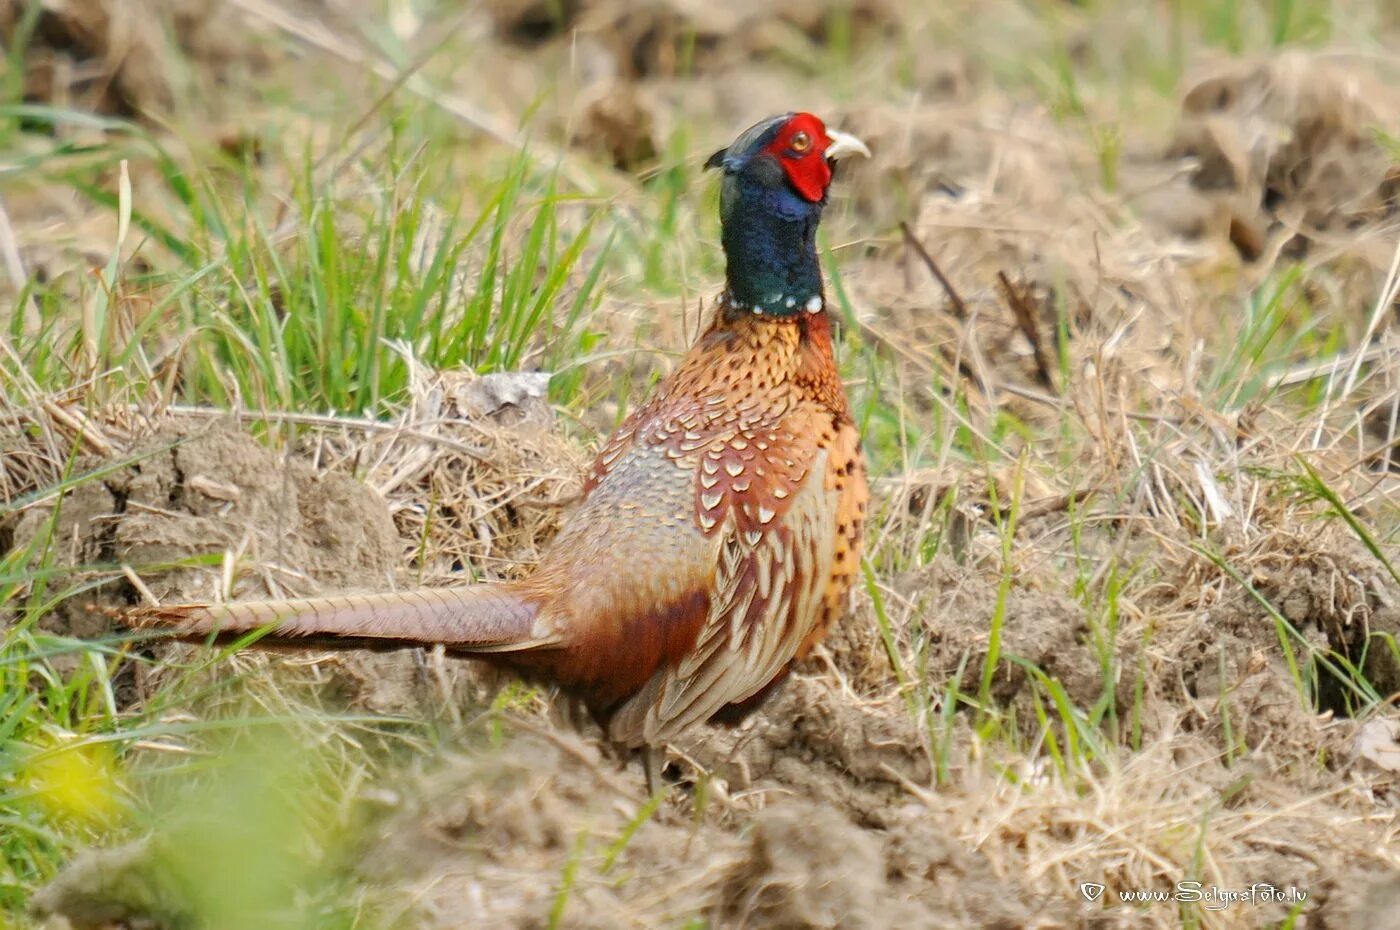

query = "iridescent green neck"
719;171;826;317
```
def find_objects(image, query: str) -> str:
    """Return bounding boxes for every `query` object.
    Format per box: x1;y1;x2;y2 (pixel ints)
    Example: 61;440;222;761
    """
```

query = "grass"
2;0;1399;927
0;23;625;920
5;108;611;416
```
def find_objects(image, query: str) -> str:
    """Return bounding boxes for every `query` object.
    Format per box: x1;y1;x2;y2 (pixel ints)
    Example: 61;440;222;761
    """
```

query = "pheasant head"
705;113;869;317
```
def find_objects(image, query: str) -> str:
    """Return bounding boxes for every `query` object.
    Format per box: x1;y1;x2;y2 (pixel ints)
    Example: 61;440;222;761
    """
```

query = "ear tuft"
704;147;728;171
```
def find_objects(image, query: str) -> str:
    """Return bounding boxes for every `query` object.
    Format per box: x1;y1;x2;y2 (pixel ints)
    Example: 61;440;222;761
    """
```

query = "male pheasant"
128;113;871;780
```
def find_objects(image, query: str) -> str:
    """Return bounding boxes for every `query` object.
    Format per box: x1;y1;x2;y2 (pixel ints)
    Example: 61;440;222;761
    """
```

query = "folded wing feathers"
609;454;836;747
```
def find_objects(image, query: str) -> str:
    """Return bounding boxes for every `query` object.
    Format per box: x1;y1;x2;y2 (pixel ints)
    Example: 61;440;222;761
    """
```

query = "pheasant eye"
788;131;812;154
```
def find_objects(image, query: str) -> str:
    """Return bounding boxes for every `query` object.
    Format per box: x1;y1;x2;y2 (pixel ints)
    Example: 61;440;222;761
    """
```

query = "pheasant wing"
606;449;837;746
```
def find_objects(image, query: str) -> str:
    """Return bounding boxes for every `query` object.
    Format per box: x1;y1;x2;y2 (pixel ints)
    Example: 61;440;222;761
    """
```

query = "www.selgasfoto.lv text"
1081;881;1308;910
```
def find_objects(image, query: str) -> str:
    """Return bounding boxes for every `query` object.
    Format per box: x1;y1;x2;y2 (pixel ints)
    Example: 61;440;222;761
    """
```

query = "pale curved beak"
825;128;871;161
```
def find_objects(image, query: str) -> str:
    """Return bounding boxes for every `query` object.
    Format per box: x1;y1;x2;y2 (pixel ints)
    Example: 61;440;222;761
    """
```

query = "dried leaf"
1355;718;1400;773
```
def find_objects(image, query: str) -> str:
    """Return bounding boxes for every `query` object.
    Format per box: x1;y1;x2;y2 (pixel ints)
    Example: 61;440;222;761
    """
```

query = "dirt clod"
718;800;896;929
1169;53;1399;260
909;559;1107;711
1;0;268;119
11;424;400;627
572;82;660;171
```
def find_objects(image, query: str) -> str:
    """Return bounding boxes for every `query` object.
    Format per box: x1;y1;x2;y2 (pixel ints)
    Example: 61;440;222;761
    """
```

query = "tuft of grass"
1291;458;1400;588
6;110;611;416
547;828;590;930
976;458;1026;714
1199;541;1383;717
2;82;619;928
1204;265;1332;411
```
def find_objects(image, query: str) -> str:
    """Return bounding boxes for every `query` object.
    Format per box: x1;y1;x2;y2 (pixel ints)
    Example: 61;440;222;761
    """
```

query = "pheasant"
127;112;871;786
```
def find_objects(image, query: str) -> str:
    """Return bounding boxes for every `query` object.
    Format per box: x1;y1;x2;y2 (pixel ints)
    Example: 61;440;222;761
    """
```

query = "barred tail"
123;585;551;653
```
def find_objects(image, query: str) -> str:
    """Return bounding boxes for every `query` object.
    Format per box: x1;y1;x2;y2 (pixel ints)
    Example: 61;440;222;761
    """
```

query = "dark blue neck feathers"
719;169;826;318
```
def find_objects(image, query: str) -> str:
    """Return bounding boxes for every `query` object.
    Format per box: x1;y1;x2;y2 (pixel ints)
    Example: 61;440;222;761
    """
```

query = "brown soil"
7;422;453;715
0;0;272;120
1169;54;1400;262
12;424;399;609
6;390;581;718
15;411;1399;929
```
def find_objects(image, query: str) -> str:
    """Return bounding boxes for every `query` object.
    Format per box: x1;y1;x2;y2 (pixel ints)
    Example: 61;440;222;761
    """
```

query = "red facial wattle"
762;112;834;203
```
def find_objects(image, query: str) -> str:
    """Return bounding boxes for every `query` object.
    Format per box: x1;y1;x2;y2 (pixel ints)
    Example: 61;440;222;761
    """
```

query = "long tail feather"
124;585;551;653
